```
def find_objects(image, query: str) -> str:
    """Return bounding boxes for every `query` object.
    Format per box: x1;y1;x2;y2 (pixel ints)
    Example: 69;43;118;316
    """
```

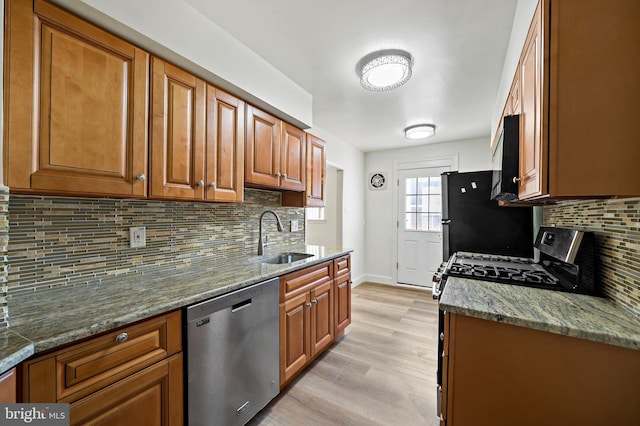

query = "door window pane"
404;175;442;231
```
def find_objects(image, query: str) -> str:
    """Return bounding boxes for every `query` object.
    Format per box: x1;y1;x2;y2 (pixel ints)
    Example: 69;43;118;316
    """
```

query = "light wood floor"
248;282;440;426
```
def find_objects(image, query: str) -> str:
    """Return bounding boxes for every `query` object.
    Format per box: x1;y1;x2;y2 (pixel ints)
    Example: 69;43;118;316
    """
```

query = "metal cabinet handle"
196;180;204;187
136;174;146;181
512;176;521;184
283;173;288;179
275;172;281;178
209;182;216;188
115;332;128;344
312;299;318;304
440;332;444;342
306;302;312;308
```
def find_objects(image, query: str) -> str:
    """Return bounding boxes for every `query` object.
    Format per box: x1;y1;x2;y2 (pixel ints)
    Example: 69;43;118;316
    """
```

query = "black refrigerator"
441;171;533;260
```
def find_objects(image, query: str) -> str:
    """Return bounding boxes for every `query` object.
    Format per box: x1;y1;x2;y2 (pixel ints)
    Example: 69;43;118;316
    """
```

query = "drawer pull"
115;332;129;344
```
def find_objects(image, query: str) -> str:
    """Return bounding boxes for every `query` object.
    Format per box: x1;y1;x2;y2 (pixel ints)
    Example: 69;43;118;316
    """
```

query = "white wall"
309;127;366;286
364;137;491;285
53;0;312;128
491;0;539;139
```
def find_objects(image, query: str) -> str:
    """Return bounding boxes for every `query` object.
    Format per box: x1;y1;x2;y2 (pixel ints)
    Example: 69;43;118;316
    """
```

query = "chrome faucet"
258;210;284;255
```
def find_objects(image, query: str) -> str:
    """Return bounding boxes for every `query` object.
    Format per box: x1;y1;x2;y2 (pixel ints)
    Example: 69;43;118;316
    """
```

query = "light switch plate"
290;220;299;232
130;226;146;248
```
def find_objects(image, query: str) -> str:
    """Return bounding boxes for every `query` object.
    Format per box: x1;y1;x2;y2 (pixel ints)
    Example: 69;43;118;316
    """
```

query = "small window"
403;176;442;231
306;207;325;221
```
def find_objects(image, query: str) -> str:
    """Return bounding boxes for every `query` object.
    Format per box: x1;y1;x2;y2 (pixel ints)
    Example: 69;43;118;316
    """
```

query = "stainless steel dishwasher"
186;277;280;426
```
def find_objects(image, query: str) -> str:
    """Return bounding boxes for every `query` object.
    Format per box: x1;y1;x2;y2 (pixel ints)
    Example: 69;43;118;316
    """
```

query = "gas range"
432;226;597;298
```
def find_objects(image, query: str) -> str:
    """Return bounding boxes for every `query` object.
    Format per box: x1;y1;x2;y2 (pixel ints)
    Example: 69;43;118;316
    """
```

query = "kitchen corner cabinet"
4;0;149;198
507;0;640;200
282;133;326;207
245;105;306;192
440;312;640;426
21;311;183;425
280;259;345;388
150;58;245;202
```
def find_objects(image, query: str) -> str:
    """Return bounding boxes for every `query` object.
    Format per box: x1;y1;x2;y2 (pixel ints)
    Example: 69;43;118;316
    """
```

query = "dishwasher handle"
232;298;252;312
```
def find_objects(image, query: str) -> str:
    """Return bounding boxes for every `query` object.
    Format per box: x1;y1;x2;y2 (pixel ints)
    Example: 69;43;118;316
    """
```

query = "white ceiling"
186;0;517;152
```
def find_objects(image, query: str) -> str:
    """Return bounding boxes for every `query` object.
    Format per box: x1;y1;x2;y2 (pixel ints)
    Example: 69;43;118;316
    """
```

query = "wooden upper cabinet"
205;87;245;202
280;123;306;191
305;134;326;207
245;104;307;192
518;2;544;200
245;105;281;188
150;57;206;200
509;0;640;201
4;0;149;198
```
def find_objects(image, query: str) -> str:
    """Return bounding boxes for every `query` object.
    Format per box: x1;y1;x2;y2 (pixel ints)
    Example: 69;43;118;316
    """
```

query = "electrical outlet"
130;226;146;248
290;220;299;232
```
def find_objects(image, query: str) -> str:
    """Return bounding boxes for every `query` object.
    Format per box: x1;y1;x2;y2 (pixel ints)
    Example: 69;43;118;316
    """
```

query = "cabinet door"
69;353;183;426
280;123;306;191
279;293;311;386
5;0;149;198
245;105;281;187
150;58;206;200
205;86;245;202
0;368;17;403
306;134;326;207
518;3;544;199
310;281;334;357
334;273;351;337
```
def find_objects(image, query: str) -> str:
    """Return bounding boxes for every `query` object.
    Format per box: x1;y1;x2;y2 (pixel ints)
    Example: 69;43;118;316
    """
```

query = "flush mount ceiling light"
404;124;436;139
359;49;413;92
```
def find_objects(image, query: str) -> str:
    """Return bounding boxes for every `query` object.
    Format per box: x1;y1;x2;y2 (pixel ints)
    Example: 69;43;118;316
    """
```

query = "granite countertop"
439;277;640;351
1;245;352;372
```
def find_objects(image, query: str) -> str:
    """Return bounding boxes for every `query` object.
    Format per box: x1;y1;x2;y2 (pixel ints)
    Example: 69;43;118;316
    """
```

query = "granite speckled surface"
440;277;640;350
0;329;33;373
3;245;351;370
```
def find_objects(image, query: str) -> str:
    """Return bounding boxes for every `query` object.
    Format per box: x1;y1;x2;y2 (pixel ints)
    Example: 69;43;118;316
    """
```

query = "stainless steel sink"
252;252;314;264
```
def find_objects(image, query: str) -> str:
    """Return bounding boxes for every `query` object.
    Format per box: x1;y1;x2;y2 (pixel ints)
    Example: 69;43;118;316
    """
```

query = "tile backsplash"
544;198;640;314
0;190;9;328
7;189;304;297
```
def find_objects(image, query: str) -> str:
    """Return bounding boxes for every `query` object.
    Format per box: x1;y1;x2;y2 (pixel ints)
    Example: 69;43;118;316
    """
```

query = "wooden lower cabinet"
21;311;183;425
279;274;334;387
70;354;183;426
0;368;17;403
334;272;351;337
441;313;640;426
279;256;351;388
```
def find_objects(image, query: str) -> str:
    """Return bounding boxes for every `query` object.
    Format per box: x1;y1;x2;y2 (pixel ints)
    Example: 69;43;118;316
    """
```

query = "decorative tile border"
544;198;640;314
7;189;304;296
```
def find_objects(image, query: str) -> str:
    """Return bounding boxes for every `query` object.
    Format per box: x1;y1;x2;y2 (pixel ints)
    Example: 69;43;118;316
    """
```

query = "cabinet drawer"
280;261;333;302
333;255;351;278
23;310;181;404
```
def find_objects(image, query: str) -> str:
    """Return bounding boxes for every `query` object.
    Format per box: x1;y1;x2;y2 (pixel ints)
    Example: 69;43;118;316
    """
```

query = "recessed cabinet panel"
167;81;195;186
42;27;128;177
